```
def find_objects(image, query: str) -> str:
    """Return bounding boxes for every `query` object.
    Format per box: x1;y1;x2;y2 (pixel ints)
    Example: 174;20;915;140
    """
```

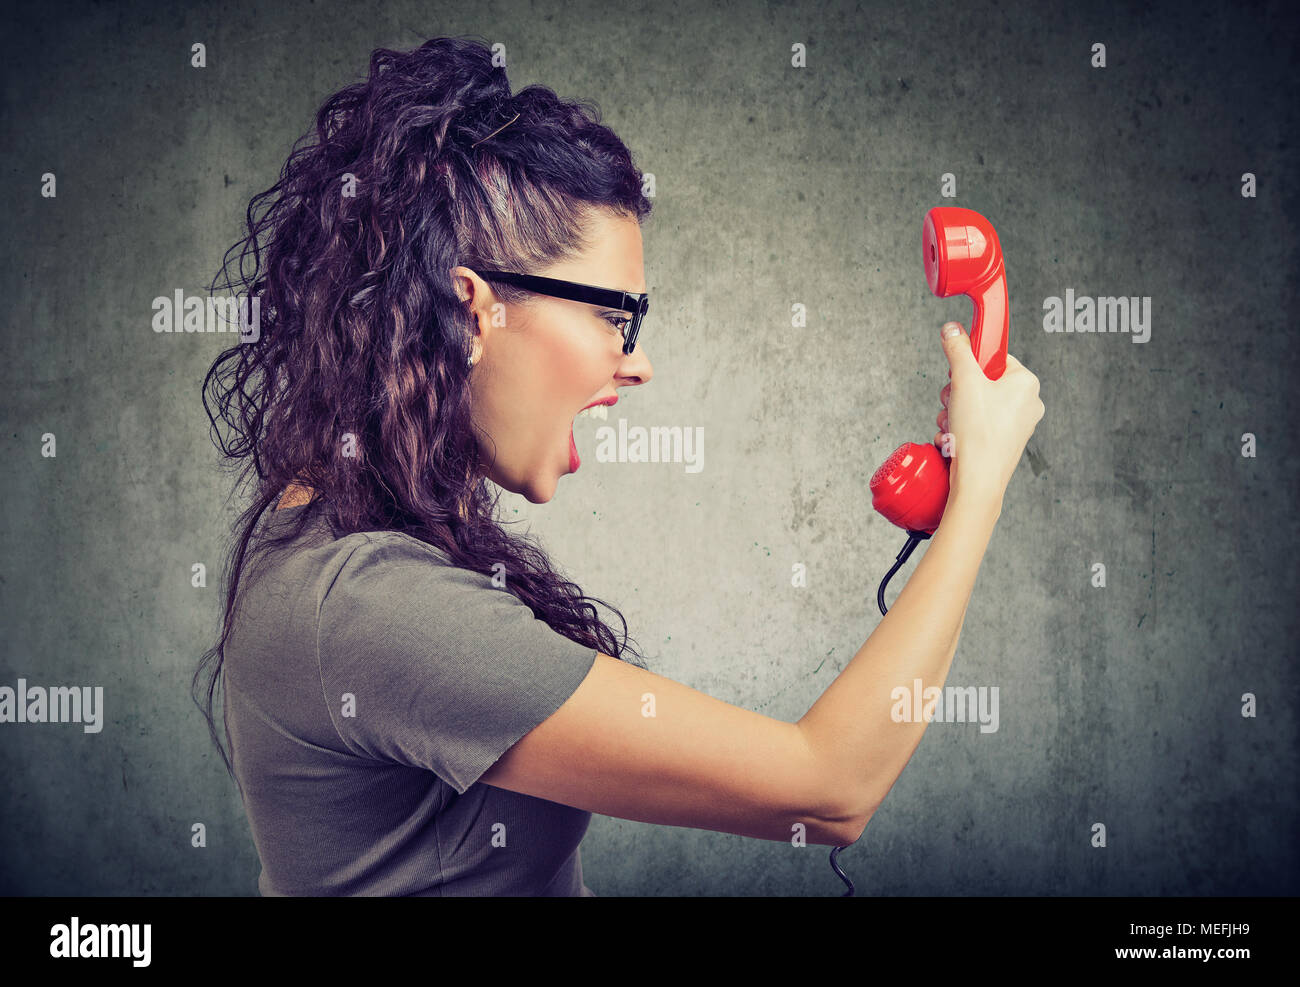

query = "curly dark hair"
194;35;652;784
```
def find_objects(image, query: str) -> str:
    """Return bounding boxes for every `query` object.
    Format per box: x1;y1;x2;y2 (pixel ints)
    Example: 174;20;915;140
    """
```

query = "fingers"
936;380;951;431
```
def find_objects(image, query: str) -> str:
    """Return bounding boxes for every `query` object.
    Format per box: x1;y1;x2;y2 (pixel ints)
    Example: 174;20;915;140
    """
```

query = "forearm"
796;491;1000;822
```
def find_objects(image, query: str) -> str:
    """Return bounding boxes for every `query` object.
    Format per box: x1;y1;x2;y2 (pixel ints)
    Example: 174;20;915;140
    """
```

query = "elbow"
830;770;886;845
817;791;878;847
836;804;876;846
797;731;882;845
795;723;883;844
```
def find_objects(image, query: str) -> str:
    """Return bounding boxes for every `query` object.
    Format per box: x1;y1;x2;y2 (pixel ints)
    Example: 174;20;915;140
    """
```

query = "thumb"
940;321;979;381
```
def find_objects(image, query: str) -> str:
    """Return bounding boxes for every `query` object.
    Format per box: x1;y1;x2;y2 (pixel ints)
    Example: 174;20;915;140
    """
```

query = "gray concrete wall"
1;0;1296;896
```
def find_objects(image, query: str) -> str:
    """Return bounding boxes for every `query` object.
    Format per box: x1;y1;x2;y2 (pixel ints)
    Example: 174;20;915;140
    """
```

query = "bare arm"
480;652;853;845
478;490;998;848
796;490;1001;839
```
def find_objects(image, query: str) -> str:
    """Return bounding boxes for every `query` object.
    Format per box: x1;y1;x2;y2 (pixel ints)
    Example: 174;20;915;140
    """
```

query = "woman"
195;36;1044;896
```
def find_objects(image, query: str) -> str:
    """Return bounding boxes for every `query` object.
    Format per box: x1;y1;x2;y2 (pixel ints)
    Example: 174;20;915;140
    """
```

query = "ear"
449;267;494;342
449;266;475;305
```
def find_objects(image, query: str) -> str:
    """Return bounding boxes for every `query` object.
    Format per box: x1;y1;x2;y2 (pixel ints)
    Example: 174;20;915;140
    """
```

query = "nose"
617;342;653;388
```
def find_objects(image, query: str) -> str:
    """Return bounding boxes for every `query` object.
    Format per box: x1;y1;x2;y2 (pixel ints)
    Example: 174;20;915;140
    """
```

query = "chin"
513;472;559;505
488;461;560;505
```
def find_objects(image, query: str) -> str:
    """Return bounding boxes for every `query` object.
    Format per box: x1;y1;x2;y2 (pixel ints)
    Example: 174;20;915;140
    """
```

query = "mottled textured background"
2;0;1296;897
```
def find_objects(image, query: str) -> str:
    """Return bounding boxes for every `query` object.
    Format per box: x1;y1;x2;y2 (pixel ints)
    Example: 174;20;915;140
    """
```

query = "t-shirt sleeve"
315;533;599;793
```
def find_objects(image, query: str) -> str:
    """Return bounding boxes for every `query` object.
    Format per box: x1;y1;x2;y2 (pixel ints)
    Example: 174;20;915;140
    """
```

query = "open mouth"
568;396;618;472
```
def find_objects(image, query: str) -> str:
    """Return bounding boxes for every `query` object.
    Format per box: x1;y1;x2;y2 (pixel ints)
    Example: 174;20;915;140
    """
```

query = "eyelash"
603;315;631;337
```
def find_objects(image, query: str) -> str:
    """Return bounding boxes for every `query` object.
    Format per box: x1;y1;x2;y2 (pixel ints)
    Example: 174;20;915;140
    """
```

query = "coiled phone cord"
828;529;931;896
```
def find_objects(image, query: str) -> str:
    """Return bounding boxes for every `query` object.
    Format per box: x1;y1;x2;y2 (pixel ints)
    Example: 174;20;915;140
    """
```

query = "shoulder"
316;529;525;644
321;529;486;602
330;528;456;570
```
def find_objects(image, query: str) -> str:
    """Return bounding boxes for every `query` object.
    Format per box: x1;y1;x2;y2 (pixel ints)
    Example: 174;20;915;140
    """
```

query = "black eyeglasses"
475;270;649;355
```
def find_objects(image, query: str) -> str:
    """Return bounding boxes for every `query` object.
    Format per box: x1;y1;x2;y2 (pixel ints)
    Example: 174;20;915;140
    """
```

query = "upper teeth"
576;404;609;419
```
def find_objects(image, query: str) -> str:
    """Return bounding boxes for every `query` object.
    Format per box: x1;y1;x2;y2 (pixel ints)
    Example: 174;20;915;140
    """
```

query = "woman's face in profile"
458;209;654;504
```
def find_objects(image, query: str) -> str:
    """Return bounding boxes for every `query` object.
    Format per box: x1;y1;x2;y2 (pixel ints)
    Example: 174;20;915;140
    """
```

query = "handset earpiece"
923;207;1009;381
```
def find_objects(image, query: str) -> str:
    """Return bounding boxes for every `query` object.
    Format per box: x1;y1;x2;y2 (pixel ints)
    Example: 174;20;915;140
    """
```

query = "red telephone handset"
868;207;1010;538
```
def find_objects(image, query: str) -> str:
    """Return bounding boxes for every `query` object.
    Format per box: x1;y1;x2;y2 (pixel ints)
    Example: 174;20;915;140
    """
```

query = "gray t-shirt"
221;504;599;896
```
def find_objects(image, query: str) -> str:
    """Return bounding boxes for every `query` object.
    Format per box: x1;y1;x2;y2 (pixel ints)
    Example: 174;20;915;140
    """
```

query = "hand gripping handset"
828;209;1011;898
867;208;1010;613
